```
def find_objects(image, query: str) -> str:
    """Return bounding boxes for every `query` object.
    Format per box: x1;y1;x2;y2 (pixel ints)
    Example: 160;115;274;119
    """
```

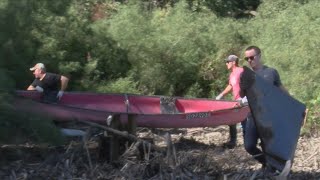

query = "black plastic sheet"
241;66;306;171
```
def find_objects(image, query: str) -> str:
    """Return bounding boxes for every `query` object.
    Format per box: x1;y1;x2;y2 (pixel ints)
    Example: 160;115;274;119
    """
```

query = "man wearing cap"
216;55;244;149
27;63;69;103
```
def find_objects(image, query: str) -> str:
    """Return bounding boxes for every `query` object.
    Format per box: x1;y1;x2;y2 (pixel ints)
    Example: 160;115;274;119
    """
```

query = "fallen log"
77;119;165;152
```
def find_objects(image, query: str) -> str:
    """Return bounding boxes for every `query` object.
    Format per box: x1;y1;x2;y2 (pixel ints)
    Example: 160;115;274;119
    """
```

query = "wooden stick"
302;146;319;164
83;128;93;176
77;119;164;152
302;108;309;128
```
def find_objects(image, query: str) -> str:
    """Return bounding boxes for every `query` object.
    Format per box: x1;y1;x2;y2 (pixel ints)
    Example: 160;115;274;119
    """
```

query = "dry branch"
77;119;164;152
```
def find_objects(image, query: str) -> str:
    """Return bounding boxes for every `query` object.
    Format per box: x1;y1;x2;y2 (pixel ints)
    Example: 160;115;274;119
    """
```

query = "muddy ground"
0;126;319;180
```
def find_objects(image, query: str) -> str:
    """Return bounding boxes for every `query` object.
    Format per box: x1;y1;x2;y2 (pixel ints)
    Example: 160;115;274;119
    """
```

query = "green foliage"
103;1;247;96
96;77;141;94
0;69;63;145
0;69;62;144
0;107;64;144
0;0;130;91
304;94;320;131
245;0;320;102
204;0;261;17
239;0;320;127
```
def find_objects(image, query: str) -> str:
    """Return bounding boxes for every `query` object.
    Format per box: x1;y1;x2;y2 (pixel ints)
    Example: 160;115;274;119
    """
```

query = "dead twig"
143;142;151;161
165;132;177;167
10;170;17;180
82;128;93;176
302;108;309;127
77;119;164;152
121;141;142;158
302;146;319;164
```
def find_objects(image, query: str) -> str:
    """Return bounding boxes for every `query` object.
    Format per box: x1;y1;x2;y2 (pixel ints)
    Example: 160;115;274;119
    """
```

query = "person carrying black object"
216;55;244;149
240;46;288;174
27;63;69;103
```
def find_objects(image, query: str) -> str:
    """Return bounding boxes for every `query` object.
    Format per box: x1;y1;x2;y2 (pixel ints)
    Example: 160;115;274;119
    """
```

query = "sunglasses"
244;54;259;61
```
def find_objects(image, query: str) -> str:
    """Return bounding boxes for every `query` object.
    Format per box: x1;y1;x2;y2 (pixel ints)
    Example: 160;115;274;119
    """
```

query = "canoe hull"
14;91;250;128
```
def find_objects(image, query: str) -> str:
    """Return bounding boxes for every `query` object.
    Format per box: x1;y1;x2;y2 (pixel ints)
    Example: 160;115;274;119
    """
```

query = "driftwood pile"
0;125;319;179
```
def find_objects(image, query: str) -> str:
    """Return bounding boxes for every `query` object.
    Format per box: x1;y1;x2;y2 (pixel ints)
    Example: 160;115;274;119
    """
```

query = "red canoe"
14;90;250;128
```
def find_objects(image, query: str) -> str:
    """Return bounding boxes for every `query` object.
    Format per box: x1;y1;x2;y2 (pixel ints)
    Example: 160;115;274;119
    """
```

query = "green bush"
95;77;141;94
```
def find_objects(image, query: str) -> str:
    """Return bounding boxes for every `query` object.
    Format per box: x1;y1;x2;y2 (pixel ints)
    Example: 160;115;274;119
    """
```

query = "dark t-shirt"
245;66;283;123
31;72;61;102
255;65;282;87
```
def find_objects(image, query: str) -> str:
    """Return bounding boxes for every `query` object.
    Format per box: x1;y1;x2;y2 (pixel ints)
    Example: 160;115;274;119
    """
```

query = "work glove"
57;90;64;100
216;93;223;100
234;96;248;108
238;96;248;106
35;86;44;92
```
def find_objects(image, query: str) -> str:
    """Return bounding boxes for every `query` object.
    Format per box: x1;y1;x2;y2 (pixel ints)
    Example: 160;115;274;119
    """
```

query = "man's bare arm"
27;85;35;90
60;75;69;91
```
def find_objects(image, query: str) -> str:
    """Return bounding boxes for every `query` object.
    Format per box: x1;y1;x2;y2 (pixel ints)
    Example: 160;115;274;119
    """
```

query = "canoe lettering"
186;112;210;119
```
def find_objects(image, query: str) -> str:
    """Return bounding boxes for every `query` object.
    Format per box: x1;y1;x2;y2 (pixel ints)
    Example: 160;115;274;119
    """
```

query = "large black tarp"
240;66;306;171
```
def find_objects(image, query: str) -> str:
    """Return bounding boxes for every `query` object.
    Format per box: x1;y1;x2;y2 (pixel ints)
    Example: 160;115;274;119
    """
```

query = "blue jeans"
243;114;266;166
